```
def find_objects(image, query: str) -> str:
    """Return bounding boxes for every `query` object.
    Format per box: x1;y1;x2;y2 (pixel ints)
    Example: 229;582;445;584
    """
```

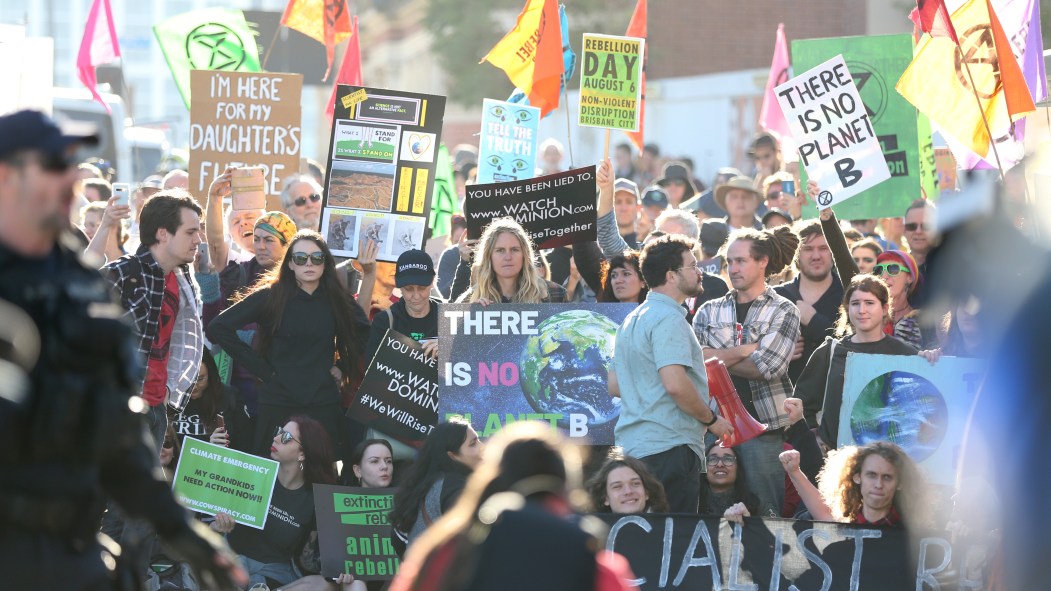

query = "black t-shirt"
733;300;760;420
365;297;441;360
170;395;215;443
228;480;315;564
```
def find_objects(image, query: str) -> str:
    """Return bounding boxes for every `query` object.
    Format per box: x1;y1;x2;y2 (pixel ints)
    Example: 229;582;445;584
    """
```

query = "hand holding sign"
775;55;890;210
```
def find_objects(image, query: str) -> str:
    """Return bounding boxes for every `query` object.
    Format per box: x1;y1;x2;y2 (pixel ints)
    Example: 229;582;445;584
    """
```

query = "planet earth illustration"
849;371;948;461
520;310;621;428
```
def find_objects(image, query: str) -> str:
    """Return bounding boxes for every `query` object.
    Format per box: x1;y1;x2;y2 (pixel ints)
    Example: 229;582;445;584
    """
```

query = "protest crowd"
1;0;1048;589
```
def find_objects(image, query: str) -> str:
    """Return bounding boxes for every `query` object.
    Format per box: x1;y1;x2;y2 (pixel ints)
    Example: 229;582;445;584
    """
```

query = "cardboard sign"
464;165;598;250
775;55;890;210
578;34;644;131
438;303;635;444
600;514;991;590
188;70;303;211
349;329;439;443
171;437;278;529
321;86;447;263
314;485;399;580
476;98;541;184
839;353;986;486
792;35;937;218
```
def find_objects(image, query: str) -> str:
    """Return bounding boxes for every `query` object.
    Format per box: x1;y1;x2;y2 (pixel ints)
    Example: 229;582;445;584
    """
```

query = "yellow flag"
480;0;563;117
896;0;1036;159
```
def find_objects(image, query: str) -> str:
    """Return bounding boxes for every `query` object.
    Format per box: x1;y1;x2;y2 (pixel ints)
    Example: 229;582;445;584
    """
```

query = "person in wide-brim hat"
655;161;698;207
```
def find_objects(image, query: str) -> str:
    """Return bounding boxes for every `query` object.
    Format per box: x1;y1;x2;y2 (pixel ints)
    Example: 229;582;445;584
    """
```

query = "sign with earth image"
438;304;635;444
838;353;986;485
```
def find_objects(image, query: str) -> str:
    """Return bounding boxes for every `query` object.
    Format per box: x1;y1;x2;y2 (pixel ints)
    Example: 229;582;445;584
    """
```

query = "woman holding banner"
212;415;338;589
450;217;567;304
207;230;371;459
792;275;918;448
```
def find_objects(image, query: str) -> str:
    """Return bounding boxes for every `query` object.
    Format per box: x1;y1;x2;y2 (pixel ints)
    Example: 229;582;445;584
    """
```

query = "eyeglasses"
872;262;910;277
676;264;703;275
903;222;925;232
293;193;322;207
290;251;326;266
275;427;301;445
162;439;175;449
706;455;737;466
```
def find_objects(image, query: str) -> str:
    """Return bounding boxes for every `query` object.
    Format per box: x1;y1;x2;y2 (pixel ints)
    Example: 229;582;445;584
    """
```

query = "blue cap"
0;110;98;159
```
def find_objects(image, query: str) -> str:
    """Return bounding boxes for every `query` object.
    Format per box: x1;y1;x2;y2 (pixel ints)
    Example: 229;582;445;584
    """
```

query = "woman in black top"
208;230;370;457
211;415;338;589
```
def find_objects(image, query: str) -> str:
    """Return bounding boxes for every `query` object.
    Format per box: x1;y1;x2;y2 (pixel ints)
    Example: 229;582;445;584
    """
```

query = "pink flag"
77;0;121;112
758;24;791;149
326;16;363;119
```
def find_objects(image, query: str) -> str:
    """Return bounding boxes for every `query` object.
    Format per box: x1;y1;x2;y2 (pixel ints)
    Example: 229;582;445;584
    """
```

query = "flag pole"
562;72;575;168
261;24;283;71
955;44;1006;182
603;129;611;162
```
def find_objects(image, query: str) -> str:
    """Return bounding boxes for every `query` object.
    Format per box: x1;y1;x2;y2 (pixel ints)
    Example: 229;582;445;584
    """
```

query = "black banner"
314;485;399;580
598;514;991;590
464;165;597;249
349;329;439;442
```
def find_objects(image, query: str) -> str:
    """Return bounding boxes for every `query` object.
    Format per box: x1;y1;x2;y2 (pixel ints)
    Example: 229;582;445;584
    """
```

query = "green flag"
792;34;937;219
428;144;460;237
153;8;261;109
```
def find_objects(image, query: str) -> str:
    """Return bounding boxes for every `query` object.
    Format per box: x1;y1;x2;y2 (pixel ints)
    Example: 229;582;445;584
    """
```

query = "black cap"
395;249;435;287
699;219;730;253
762;208;794;227
641;185;668;208
0;110;98;159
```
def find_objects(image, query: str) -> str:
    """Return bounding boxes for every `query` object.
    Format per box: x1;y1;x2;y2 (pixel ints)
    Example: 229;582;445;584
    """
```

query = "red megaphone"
704;357;768;447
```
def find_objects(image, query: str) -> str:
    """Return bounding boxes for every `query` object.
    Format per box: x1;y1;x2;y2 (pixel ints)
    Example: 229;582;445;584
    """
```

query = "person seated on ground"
351;438;395;489
210;415;338;589
780;441;930;528
160;424;180;484
389;419;484;555
390;421;636;591
698;441;759;523
586;453;669;514
451;217;566;303
792;274;918;447
169;350;248;451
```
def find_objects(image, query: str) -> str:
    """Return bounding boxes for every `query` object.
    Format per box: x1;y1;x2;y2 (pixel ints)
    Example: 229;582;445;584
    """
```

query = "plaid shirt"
103;247;203;400
692;286;799;429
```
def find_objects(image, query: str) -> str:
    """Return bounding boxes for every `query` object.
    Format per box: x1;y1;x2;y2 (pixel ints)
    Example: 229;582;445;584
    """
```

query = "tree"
425;0;635;107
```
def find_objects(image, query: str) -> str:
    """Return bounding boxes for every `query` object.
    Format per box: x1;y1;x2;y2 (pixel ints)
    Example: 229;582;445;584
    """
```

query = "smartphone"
216;414;225;430
196;242;210;269
113;182;131;207
781;179;795;195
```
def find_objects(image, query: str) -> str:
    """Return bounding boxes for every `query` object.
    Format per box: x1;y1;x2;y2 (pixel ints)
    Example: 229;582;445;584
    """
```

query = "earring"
299;461;304;471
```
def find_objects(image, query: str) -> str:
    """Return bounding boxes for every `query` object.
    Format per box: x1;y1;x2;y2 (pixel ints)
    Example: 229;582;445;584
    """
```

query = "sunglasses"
162;439;175;449
16;151;71;173
706;455;737;466
903;222;926;232
872;262;910;277
291;251;325;266
293;193;322;207
275;427;301;445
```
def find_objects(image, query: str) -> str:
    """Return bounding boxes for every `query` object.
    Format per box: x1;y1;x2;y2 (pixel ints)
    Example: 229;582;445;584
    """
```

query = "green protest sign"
172;437;278;529
579;34;644;131
314;485;400;580
792;34;937;219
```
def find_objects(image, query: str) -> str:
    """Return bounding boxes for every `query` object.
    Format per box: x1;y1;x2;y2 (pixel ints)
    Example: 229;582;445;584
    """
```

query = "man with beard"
693;227;800;518
609;234;733;513
280;173;324;232
775;220;842;386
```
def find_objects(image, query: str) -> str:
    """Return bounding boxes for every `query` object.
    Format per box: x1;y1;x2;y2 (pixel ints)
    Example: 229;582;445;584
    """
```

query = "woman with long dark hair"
168;351;250;451
211;415;338;588
208;230;370;456
389;420;483;554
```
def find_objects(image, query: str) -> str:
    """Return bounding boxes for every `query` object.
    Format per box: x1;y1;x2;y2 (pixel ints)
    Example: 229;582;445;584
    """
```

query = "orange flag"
625;0;647;152
281;0;353;79
481;0;563;117
896;0;1035;159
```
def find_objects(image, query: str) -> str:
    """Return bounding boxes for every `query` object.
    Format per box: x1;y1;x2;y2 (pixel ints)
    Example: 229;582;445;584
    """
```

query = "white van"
52;87;133;182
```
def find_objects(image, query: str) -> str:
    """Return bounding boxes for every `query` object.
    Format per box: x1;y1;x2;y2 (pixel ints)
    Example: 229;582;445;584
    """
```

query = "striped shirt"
692;287;799;429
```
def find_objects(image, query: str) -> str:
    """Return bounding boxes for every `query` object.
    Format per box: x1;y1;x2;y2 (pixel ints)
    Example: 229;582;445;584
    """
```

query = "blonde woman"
449;217;567;304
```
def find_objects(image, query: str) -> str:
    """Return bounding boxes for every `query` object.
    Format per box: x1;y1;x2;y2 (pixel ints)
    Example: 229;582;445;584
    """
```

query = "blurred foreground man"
0;110;245;590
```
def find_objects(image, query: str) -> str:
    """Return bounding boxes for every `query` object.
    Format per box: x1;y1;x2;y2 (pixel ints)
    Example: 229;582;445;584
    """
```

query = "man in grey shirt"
609;234;733;513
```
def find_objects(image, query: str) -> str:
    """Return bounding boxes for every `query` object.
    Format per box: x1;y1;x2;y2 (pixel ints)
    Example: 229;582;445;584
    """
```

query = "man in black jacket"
0;110;245;589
